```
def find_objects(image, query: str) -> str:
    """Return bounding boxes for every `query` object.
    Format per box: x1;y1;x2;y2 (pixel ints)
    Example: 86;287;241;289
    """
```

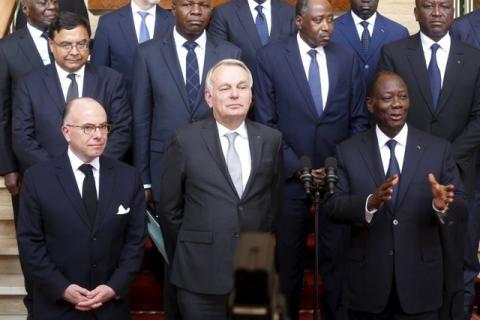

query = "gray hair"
205;59;253;93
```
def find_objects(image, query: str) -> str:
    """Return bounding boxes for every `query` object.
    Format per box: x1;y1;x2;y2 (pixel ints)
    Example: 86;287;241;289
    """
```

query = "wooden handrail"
0;0;17;38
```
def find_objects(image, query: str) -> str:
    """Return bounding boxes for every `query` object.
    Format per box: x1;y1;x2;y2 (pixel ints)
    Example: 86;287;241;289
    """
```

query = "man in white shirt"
378;0;480;317
158;59;282;319
327;70;467;320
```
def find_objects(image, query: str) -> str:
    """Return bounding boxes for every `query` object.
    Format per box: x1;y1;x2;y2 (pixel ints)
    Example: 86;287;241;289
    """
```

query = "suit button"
191;117;197;122
364;64;369;69
393;219;399;225
388;250;394;256
233;233;240;238
92;264;97;268
92;237;97;241
238;206;243;211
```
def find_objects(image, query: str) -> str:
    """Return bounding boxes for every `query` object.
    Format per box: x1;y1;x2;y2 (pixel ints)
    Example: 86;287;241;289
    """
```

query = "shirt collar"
173;27;207;50
131;1;157;17
420;31;451;53
217;121;248;139
55;62;86;79
376;124;408;148
247;0;271;14
296;33;326;55
350;11;377;27
26;22;46;39
68;147;100;172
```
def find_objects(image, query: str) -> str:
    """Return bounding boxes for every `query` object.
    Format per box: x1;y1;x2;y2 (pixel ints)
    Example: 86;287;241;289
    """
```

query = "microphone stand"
311;185;322;320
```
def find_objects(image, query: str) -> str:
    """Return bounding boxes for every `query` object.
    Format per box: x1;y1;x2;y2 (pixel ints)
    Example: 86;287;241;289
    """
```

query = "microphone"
325;157;338;195
299;156;313;195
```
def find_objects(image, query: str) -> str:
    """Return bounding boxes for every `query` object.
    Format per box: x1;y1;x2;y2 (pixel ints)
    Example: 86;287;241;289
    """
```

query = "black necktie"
386;139;400;207
360;21;370;52
66;73;79;104
79;164;97;224
428;43;441;110
40;31;54;64
183;41;200;111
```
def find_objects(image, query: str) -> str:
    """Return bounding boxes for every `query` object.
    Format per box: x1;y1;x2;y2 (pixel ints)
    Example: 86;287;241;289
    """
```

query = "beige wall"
378;0;419;35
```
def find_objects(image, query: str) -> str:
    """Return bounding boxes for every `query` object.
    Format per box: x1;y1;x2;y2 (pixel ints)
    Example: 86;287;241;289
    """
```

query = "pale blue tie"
138;11;150;43
225;132;243;197
307;49;324;117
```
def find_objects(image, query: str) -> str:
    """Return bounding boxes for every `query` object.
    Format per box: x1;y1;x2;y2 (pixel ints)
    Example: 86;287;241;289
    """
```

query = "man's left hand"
75;285;116;311
428;173;455;211
311;168;326;191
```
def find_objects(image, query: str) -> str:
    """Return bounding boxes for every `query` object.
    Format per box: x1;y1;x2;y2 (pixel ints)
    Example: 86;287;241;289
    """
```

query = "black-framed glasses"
66;123;112;135
52;39;89;52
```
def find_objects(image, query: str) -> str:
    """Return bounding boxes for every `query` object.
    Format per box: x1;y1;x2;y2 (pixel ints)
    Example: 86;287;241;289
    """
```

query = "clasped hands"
62;284;116;311
367;173;455;211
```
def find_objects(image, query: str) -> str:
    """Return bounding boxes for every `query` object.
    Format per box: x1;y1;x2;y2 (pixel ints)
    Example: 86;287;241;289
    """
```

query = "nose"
190;3;202;15
432;3;441;16
46;0;58;10
69;45;80;55
230;87;239;98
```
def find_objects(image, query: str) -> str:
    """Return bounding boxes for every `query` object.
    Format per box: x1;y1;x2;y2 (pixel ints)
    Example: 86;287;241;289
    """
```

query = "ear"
61;125;71;142
204;89;214;109
295;15;303;31
366;97;374;114
22;2;29;16
413;7;419;22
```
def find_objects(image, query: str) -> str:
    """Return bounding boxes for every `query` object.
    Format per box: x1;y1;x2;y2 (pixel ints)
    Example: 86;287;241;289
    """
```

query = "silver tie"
225;132;243;197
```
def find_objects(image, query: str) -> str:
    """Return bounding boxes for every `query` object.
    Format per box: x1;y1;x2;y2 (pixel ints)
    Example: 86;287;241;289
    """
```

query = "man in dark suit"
0;0;59;214
330;0;408;85
327;70;467;320
254;0;369;318
377;0;480;317
17;97;146;320
15;0;89;30
208;0;296;71
158;59;282;319
12;12;131;173
451;9;480;48
91;0;175;97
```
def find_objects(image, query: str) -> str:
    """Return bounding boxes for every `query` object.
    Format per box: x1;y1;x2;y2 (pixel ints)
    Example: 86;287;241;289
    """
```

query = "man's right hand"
62;284;89;307
4;171;21;196
145;189;154;210
367;175;399;211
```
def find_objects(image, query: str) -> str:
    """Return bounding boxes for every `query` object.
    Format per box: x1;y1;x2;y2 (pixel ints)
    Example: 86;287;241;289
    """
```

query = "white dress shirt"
131;1;157;42
68;148;100;198
27;23;51;66
217;121;252;190
173;27;207;84
55;63;85;101
297;33;329;109
420;32;451;87
247;0;272;35
351;11;377;41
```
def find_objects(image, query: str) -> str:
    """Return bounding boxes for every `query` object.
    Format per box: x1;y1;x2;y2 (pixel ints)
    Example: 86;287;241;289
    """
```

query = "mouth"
389;113;403;121
187;20;204;26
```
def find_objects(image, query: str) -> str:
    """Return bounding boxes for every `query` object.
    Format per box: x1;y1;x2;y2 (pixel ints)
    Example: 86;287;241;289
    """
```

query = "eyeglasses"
66;123;111;135
52;39;89;52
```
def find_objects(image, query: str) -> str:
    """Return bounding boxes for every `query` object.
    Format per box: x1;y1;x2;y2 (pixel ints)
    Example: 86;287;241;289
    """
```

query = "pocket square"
116;205;130;215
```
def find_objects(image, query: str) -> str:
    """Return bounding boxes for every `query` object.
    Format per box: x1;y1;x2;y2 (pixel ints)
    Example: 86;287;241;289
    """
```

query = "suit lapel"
359;130;385;188
54;155;92;228
18;28;44;68
437;41;464;112
242;121;263;197
324;46;340;114
396;129;425;209
93;157;115;232
368;15;388;62
82;64;98;98
407;34;436;113
161;32;190;109
285;38;319;120
192;36;217;113
235;0;263;49
200;119;240;198
43;65;66;114
336;14;365;62
119;6;139;53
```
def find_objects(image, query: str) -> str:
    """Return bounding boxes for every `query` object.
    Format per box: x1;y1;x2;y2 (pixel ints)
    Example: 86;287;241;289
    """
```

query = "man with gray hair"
158;59;283;319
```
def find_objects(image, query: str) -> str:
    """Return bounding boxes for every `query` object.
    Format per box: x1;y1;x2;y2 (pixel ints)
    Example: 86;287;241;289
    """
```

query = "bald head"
63;98;107;125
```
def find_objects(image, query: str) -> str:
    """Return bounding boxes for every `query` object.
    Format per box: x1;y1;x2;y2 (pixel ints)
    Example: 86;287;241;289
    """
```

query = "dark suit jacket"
254;36;369;196
378;34;480;196
208;0;296;71
12;63;131;172
451;10;480;48
331;12;408;84
327;127;467;314
16;155;146;319
0;27;45;175
132;31;241;201
91;4;175;97
158;118;282;294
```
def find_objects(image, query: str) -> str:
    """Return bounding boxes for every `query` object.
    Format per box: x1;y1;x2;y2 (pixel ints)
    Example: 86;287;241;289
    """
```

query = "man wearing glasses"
12;11;131;173
17;97;146;319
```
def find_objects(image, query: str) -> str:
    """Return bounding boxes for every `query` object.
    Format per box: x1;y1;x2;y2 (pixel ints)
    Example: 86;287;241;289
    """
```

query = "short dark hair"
367;71;405;97
295;0;309;17
49;11;91;39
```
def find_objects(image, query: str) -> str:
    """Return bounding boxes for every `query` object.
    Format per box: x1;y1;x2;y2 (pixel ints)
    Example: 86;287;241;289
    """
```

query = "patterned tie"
40;31;54;64
225;132;243;197
307;49;324;117
428;43;441;110
66;73;79;104
183;41;200;111
360;21;370;52
78;164;97;224
386;139;400;207
138;11;150;43
255;5;269;46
